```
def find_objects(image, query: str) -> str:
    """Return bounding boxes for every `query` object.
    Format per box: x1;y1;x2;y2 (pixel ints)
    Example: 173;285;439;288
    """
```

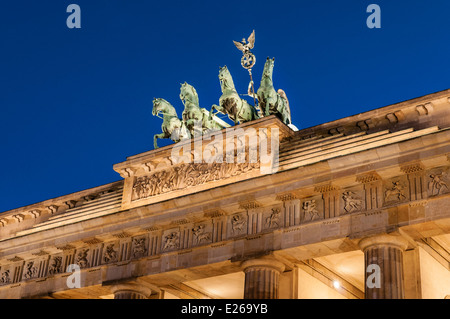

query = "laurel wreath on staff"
233;30;259;111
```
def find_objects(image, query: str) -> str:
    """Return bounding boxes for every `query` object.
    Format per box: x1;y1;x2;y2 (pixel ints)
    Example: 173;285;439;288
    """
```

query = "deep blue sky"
1;0;449;213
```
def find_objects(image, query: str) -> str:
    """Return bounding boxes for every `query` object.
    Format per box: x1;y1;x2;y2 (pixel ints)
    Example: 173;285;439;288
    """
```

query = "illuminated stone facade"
0;90;449;299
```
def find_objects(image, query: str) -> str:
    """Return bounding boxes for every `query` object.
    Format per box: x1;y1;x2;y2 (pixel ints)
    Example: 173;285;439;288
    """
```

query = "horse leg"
238;100;255;123
249;100;259;120
263;94;271;117
209;104;223;128
211;104;226;116
209;105;216;120
253;107;259;121
154;133;167;149
258;92;267;116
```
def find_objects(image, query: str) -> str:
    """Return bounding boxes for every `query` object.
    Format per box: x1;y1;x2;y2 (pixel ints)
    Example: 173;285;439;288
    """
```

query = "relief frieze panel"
48;255;63;275
383;176;409;205
2;165;450;288
191;224;212;247
75;248;90;269
161;229;181;252
427;166;449;197
22;259;43;281
301;196;324;223
228;213;247;238
262;205;283;231
340;187;365;215
131;236;148;259
0;268;11;285
0;260;23;286
131;160;260;201
102;242;119;264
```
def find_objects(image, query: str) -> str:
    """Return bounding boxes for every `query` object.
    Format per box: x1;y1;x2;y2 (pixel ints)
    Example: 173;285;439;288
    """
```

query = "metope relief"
341;189;364;214
23;261;39;280
191;224;212;246
102;243;119;264
75;249;90;269
384;176;409;205
0;269;11;286
162;229;180;252
303;200;320;221
301;197;323;223
428;167;449;197
263;207;283;230
131;237;148;259
228;213;247;237
48;256;63;275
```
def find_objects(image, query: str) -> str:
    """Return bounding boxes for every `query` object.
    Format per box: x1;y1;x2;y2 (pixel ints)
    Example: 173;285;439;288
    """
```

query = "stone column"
110;282;153;299
359;234;408;299
241;256;285;299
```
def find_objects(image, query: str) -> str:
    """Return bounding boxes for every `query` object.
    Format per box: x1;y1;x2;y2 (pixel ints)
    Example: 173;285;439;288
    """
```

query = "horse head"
180;82;199;106
218;66;229;79
179;82;187;100
218;65;234;90
152;98;173;117
262;57;275;79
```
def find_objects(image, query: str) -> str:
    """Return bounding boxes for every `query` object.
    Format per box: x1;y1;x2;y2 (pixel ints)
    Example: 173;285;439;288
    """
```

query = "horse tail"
278;89;291;124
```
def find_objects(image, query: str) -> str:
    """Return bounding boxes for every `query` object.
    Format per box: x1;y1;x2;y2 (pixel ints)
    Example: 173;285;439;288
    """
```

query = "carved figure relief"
0;270;10;285
429;173;448;196
103;244;118;263
303;200;320;221
231;214;247;235
132;160;260;201
163;232;180;251
265;208;281;228
76;249;90;268
385;181;406;202
24;261;38;280
48;256;63;275
132;238;147;259
342;191;362;213
192;225;211;245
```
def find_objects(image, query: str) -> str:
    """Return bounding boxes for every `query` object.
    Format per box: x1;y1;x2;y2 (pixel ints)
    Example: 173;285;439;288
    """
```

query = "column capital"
104;278;158;299
241;255;285;299
241;255;286;274
111;282;152;299
359;233;409;252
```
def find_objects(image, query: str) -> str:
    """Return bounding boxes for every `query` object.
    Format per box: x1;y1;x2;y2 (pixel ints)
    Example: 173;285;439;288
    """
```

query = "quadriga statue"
152;98;190;149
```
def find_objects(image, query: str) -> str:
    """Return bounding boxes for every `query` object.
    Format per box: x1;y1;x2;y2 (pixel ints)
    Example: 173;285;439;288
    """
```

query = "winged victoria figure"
233;29;255;56
233;30;256;70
